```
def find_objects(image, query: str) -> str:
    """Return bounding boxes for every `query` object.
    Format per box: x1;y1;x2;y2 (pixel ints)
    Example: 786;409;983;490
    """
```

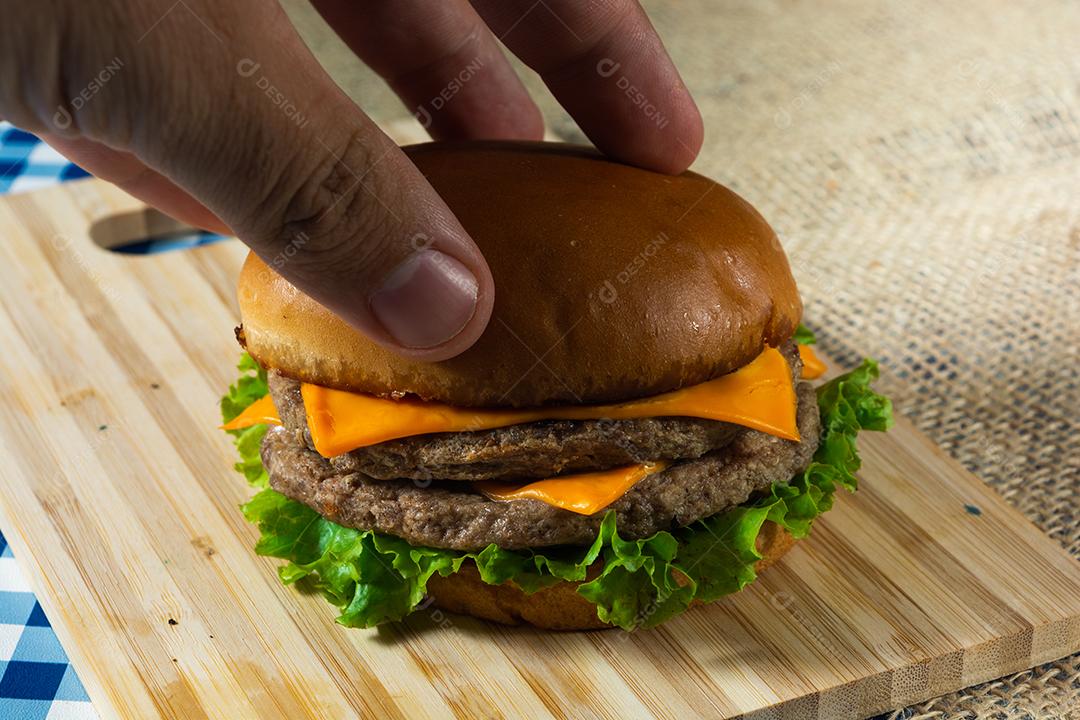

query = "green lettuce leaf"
227;352;891;630
221;354;270;488
794;323;817;345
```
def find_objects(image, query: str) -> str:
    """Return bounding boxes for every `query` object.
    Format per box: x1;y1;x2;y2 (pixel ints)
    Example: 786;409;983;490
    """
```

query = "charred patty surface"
261;382;820;551
267;341;803;482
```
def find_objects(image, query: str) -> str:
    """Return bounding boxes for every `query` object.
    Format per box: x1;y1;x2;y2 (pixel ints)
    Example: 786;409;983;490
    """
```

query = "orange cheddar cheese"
301;346;799;456
221;394;281;430
475;462;669;515
798;344;827;379
221;346;800;456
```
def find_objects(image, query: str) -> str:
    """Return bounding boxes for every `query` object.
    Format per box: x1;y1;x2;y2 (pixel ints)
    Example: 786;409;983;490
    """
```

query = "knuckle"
264;131;400;282
1;3;131;137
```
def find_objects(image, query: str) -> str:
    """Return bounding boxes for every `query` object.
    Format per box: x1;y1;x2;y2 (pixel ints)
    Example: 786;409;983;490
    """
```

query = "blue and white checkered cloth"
0;122;226;253
0;536;95;720
0;127;91;193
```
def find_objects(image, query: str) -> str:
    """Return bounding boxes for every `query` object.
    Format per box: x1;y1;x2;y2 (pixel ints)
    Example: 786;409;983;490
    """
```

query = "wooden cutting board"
0;178;1077;720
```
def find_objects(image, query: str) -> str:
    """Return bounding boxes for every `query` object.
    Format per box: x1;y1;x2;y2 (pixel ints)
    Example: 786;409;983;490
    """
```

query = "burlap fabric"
285;1;1079;716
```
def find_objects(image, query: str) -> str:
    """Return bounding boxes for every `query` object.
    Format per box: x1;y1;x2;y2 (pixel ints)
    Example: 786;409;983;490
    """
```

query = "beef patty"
261;381;820;551
267;341;803;482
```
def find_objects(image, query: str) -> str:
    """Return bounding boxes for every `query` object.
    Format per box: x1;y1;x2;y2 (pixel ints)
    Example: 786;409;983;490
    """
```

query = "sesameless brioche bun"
425;521;797;630
238;141;801;408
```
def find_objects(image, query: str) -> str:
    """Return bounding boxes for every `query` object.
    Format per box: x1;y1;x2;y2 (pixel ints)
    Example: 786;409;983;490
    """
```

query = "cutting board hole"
90;207;229;254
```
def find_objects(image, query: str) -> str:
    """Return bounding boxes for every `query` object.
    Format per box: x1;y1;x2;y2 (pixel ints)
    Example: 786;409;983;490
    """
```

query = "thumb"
7;0;493;361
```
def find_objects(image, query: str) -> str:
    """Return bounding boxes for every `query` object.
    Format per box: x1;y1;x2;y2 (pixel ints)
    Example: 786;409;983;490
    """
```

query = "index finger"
469;0;703;174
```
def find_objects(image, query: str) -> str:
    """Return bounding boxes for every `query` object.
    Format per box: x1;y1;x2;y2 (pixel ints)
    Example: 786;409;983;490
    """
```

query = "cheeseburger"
221;141;891;630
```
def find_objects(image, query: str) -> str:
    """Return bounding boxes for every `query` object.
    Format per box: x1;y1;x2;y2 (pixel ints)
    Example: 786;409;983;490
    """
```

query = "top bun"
237;141;801;408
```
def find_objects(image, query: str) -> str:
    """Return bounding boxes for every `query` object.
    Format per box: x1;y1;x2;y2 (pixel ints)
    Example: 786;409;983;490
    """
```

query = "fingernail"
369;248;479;349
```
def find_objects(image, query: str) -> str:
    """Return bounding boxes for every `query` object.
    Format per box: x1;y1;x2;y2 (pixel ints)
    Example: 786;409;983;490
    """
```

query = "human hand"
1;0;702;360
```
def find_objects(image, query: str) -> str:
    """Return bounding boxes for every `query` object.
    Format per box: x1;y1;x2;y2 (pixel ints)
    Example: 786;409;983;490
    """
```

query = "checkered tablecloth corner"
0;125;90;194
0;121;227;253
0;535;96;720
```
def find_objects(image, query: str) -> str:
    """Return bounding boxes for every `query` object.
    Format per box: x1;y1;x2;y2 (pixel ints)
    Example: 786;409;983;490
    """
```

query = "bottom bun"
426;520;798;630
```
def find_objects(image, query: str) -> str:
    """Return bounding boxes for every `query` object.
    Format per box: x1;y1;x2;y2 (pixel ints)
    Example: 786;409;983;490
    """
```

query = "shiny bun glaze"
238;141;802;407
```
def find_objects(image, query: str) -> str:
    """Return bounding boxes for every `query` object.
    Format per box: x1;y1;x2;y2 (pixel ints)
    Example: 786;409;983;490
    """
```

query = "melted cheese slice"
221;394;281;430
476;462;669;515
798;344;827;379
300;346;799;456
222;347;800;455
